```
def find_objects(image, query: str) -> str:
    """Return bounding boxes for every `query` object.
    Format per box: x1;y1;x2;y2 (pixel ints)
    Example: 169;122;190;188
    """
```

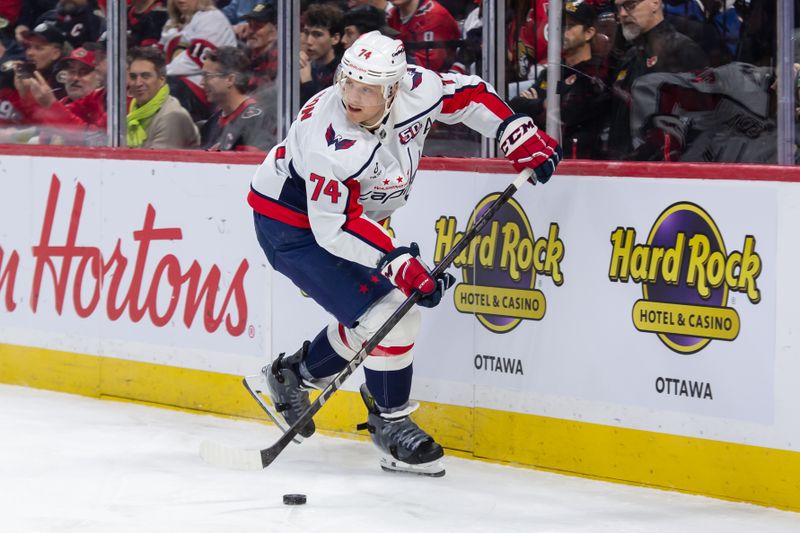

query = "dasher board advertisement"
390;173;777;424
0;156;269;375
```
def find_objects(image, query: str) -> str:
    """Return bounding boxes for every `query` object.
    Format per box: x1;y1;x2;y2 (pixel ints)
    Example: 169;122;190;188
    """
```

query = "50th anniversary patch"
609;201;762;354
433;193;564;333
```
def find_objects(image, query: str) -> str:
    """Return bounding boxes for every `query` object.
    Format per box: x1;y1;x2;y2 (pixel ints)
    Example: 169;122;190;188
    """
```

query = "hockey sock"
300;327;349;380
364;365;413;410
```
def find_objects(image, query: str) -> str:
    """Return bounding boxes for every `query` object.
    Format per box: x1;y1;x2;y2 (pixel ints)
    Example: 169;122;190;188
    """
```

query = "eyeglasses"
614;0;644;14
200;72;228;82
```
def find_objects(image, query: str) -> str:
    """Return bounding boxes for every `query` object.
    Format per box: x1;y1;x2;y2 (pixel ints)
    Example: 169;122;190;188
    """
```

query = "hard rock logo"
433;193;564;333
609;202;761;354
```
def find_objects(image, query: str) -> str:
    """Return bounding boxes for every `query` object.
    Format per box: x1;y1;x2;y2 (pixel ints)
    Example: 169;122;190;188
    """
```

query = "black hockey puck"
283;493;307;505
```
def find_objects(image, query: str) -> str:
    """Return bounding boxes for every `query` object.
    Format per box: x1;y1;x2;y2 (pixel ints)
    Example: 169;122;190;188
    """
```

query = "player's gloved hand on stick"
378;243;456;308
498;113;562;184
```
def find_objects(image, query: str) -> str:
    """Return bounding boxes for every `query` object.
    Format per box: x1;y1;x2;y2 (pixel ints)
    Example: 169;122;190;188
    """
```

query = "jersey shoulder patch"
402;66;443;97
241;105;263;119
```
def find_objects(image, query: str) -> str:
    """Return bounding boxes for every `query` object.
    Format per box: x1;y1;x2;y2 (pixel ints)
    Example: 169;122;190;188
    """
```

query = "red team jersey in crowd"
12;88;108;144
387;0;460;73
0;0;21;26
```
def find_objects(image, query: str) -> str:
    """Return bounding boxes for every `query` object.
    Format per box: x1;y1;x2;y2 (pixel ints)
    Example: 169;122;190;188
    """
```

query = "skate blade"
242;374;304;445
379;455;446;477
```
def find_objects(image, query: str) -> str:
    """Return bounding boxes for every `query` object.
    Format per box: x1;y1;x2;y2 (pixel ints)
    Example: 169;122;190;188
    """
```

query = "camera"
14;61;37;78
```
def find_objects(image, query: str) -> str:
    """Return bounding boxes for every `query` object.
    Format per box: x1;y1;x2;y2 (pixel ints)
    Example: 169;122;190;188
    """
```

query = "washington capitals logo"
325;124;356;151
409;69;423;91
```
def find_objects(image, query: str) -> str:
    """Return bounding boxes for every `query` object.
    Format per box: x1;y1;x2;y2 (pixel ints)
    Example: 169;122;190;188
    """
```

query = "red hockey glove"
379;243;435;297
379;243;456;308
497;114;562;184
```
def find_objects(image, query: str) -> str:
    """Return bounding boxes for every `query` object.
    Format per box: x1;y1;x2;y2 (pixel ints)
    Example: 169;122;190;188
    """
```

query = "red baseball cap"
59;47;97;70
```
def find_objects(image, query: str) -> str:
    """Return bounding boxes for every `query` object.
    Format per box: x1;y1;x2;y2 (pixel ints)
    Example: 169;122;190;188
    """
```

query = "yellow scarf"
127;84;170;147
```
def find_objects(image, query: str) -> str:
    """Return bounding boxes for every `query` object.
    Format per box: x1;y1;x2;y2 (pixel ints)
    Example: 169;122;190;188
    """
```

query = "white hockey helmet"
336;31;407;100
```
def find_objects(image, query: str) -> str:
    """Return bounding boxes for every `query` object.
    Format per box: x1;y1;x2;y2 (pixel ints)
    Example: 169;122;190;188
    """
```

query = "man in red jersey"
387;0;459;72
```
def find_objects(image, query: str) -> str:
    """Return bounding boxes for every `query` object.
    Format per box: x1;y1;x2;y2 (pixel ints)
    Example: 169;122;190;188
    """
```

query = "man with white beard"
605;0;708;159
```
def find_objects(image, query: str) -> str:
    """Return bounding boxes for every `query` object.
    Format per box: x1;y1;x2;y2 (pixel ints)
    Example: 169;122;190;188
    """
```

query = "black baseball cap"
343;5;399;38
243;2;277;24
564;1;597;27
23;21;67;45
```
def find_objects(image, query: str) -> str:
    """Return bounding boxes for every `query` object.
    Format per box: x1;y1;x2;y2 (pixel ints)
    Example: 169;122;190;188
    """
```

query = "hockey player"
248;31;560;476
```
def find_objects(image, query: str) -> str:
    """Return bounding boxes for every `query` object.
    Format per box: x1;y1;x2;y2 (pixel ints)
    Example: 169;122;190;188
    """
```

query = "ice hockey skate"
357;383;445;477
242;342;316;443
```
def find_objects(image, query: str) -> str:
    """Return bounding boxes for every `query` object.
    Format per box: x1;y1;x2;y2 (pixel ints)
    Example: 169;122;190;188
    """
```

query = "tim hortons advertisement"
0;156;269;374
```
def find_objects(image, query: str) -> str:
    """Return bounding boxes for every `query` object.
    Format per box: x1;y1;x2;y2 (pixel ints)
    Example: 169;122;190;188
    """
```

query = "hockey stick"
200;168;535;470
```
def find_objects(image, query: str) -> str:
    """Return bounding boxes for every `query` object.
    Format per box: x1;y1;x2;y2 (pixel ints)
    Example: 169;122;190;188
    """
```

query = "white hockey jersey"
160;9;236;83
249;65;513;268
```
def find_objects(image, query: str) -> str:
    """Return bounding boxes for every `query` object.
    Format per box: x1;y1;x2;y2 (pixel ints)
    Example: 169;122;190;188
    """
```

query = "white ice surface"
1;384;798;533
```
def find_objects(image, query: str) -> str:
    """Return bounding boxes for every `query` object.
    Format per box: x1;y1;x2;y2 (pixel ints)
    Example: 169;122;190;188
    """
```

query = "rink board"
0;147;799;511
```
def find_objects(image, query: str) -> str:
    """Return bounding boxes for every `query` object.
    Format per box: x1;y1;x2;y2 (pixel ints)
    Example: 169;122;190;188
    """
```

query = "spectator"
449;0;481;75
13;45;106;144
0;58;26;134
0;20;25;64
341;5;396;49
605;0;709;159
21;21;70;100
387;0;460;72
347;0;392;13
300;3;343;104
160;0;236;122
199;46;275;151
509;1;610;159
128;0;169;48
15;1;57;44
35;0;107;49
509;1;544;83
663;0;739;67
241;2;278;90
58;46;101;101
221;0;262;27
0;2;22;31
127;46;199;149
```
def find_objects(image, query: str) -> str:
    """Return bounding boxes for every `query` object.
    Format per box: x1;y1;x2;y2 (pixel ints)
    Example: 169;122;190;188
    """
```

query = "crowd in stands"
0;0;792;162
